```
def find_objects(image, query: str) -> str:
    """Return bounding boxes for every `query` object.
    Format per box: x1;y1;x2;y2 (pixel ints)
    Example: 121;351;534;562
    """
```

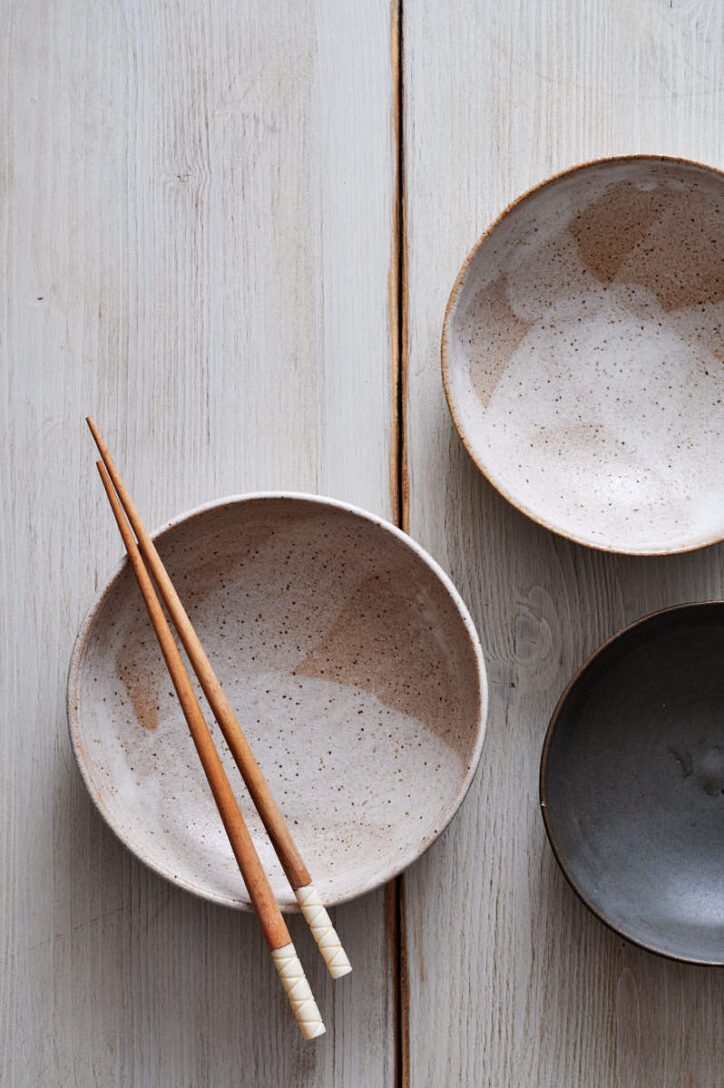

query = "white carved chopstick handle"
295;883;352;979
271;942;326;1040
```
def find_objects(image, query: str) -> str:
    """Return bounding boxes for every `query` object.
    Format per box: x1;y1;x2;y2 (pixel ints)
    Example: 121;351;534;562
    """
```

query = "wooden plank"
403;1;724;1084
0;1;397;1084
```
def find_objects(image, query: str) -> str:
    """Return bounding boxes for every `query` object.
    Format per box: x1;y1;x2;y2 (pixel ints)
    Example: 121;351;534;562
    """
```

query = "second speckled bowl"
68;493;487;910
443;155;724;555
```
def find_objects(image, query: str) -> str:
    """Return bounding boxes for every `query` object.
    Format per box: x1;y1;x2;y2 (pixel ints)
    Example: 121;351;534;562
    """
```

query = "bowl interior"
69;496;485;910
445;157;724;554
542;604;724;964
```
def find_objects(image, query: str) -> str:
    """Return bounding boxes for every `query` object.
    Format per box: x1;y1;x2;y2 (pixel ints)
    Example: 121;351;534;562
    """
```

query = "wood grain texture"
403;1;724;1085
0;1;397;1084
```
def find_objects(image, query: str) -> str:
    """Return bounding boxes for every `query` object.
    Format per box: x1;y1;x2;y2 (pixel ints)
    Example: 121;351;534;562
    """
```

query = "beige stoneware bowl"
443;155;724;554
68;493;487;911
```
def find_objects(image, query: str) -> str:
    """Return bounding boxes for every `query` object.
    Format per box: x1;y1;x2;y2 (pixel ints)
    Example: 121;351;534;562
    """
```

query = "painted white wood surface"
0;2;397;1085
6;1;724;1085
403;1;724;1085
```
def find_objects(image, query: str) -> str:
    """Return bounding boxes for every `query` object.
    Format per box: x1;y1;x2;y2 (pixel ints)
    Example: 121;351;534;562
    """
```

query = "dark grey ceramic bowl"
541;603;724;965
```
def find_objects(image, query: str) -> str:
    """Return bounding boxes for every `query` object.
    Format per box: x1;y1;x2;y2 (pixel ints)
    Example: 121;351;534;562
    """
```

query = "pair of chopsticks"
87;419;351;1040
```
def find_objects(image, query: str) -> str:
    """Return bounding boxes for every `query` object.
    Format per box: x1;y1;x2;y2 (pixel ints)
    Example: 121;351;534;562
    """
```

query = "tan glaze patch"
569;180;662;284
116;654;159;731
570;177;724;312
293;571;478;758
467;274;534;409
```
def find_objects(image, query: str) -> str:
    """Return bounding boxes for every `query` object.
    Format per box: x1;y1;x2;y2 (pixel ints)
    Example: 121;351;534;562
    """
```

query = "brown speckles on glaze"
569;180;663;285
443;155;724;555
68;495;487;911
570;176;724;312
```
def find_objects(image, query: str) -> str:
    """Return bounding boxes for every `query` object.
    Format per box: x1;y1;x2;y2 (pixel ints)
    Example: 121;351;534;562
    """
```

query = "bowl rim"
67;489;489;912
441;153;724;557
539;599;724;966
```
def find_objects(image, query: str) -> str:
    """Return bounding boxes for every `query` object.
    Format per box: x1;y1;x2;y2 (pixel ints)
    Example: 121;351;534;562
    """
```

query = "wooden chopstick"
95;459;325;1041
87;418;351;980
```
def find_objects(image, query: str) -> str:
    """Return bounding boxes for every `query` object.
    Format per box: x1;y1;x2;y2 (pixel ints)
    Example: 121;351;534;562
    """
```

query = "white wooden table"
3;2;724;1084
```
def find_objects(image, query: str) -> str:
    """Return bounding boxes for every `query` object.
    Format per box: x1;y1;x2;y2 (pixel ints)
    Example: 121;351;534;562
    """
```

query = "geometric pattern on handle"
271;942;326;1040
295;883;353;980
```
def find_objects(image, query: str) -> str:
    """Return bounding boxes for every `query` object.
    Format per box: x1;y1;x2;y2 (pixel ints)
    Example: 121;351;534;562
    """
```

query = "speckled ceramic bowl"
443;155;724;554
68;493;487;911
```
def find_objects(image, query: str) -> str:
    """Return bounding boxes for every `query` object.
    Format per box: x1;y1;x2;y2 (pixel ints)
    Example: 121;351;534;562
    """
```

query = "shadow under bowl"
443;155;724;555
541;602;724;964
68;493;487;911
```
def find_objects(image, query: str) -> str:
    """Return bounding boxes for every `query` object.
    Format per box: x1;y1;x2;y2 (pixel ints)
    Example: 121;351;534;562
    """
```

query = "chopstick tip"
86;417;105;456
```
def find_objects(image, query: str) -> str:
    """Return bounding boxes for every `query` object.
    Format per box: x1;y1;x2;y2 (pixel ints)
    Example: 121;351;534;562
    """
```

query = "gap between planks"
389;1;410;1086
